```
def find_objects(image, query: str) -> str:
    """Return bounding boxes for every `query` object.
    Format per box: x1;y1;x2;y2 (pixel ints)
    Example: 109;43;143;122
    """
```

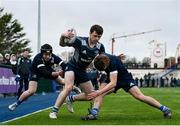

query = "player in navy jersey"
8;44;66;111
49;24;105;119
81;53;172;120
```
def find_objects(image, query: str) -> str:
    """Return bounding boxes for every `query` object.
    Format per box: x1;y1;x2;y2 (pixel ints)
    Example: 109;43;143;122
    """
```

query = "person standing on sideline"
82;53;172;120
16;49;32;99
8;44;66;111
49;24;105;119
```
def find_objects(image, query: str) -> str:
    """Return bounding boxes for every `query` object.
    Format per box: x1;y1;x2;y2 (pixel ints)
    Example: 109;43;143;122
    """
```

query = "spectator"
160;77;165;87
4;53;11;65
139;78;144;87
16;49;32;99
0;53;4;64
170;77;174;87
151;78;155;87
135;77;139;86
10;54;17;75
10;54;17;65
173;78;177;87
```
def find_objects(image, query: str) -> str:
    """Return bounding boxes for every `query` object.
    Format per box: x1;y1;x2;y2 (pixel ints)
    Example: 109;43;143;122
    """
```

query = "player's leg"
64;80;94;114
55;76;65;85
8;81;38;111
49;71;74;119
24;78;29;92
17;79;23;99
72;80;94;101
128;86;172;118
63;69;95;112
81;83;115;120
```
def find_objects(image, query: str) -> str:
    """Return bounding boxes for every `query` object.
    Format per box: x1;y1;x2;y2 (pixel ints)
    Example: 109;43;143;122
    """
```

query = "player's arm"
53;55;67;77
97;71;117;95
58;60;66;71
117;53;126;61
59;29;76;47
87;71;118;99
37;64;59;78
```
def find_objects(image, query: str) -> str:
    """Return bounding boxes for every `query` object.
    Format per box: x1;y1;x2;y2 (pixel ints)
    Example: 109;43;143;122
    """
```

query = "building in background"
149;40;166;68
175;44;180;64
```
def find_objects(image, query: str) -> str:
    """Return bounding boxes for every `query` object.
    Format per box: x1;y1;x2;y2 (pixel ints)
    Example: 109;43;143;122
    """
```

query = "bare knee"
26;89;36;96
64;84;73;92
133;93;146;101
129;86;146;101
27;86;37;94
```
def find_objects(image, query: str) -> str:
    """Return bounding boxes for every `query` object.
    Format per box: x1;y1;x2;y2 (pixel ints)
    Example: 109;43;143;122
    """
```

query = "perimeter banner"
0;67;17;93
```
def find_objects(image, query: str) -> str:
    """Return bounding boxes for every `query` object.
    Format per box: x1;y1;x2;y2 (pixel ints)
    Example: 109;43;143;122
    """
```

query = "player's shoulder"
95;42;104;50
52;53;62;61
33;53;42;62
76;36;88;45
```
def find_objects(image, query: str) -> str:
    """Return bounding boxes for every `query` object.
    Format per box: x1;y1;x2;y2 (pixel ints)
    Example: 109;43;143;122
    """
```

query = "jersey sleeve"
53;54;66;71
71;37;81;49
34;57;53;78
34;58;45;69
109;58;118;74
99;43;105;54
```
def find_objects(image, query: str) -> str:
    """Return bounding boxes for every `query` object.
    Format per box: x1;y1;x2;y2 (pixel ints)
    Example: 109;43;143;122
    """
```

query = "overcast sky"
1;0;180;60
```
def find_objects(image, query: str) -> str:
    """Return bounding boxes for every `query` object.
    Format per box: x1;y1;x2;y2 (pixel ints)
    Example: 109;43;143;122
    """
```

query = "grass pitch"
4;87;180;125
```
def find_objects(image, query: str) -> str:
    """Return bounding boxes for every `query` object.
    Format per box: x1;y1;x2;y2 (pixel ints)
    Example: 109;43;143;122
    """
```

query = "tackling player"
82;53;172;120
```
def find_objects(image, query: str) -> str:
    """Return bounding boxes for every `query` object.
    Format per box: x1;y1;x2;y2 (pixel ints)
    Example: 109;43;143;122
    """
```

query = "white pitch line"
1;106;52;124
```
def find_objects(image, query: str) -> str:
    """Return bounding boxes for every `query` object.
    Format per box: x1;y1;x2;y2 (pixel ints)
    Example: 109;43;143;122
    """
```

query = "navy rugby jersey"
67;37;105;70
30;53;66;73
103;53;134;84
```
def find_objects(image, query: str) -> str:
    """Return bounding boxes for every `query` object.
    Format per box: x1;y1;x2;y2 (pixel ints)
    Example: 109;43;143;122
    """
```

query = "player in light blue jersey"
49;24;105;119
82;53;172;120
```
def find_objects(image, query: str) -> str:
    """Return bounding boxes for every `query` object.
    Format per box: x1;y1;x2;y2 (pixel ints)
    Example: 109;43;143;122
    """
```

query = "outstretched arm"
59;29;76;47
87;72;118;100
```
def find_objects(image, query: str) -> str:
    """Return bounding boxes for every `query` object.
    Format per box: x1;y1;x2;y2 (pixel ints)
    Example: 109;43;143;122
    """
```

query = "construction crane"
111;29;161;54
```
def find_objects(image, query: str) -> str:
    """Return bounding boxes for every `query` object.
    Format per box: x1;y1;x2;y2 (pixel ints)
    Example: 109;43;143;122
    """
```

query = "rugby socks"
16;99;23;106
159;105;169;112
69;95;74;102
90;108;99;116
51;106;59;113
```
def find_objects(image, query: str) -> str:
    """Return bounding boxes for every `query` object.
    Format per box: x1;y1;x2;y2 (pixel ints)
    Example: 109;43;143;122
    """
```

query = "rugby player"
82;53;172;120
8;44;66;111
49;24;105;119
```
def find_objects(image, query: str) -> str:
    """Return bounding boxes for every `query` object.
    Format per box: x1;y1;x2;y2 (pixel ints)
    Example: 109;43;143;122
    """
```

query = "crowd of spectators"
134;73;180;88
0;51;31;98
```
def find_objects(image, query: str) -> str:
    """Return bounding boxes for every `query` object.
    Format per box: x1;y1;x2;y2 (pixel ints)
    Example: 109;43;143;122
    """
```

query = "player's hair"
94;54;110;71
40;44;52;54
90;24;103;35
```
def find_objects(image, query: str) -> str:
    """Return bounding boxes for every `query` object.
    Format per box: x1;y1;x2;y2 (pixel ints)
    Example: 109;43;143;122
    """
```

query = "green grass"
4;87;180;125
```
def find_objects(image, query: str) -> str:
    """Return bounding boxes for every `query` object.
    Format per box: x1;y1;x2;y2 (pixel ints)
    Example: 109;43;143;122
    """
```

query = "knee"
27;89;36;95
64;85;73;92
133;93;145;101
